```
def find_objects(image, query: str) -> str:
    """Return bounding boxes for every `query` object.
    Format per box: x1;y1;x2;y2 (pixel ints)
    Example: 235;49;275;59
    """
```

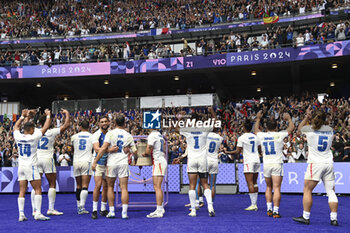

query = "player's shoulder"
92;129;101;137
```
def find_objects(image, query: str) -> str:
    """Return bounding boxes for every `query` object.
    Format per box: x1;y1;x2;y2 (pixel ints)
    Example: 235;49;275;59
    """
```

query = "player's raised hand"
61;108;69;115
27;109;37;119
283;112;291;121
306;106;312;119
256;110;263;119
44;109;51;116
21;109;28;117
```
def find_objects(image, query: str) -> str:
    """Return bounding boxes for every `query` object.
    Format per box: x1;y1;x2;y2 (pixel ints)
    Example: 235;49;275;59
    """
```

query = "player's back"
37;128;60;159
206;132;223;160
71;131;93;163
301;125;334;163
148;130;166;163
257;131;288;164
106;128;134;166
14;130;43;167
180;130;209;158
237;132;260;164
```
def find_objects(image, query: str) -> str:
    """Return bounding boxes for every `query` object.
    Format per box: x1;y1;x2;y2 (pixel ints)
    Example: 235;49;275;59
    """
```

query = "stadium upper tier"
0;19;349;68
0;0;349;41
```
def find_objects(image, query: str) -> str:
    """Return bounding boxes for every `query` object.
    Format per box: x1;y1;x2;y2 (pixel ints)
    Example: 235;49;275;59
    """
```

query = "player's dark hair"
190;112;200;121
38;114;47;127
243;119;252;132
23;122;35;132
312;110;326;130
115;114;125;126
266;119;277;131
99;115;109;122
79;120;89;130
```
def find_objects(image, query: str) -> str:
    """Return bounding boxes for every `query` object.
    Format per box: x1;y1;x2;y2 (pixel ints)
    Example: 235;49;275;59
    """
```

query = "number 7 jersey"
71;131;93;163
257;131;288;164
301;125;334;164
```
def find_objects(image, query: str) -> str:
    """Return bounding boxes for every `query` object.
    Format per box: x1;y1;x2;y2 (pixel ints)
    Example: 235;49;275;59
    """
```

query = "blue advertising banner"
238;163;350;194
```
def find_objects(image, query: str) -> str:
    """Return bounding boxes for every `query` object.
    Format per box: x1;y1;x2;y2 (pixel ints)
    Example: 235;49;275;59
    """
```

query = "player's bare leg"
45;173;63;215
101;178;108;215
245;173;258;211
200;175;215;217
18;180;28;222
119;177;129;219
31;179;50;220
92;175;103;219
147;176;164;218
106;177;116;218
209;174;217;202
271;175;283;218
265;177;273;217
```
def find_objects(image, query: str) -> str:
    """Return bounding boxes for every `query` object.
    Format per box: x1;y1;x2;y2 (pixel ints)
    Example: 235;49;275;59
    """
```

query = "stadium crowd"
0;0;346;39
1;20;350;66
1;95;349;167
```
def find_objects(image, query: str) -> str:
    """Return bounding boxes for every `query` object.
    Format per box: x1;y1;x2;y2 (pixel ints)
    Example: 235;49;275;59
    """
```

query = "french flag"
318;22;326;28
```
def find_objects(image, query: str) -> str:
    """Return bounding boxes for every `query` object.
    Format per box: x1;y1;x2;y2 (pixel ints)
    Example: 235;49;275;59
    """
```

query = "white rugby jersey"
37;128;60;159
71;131;93;163
257;131;288;164
237;132;260;164
301;125;334;164
14;130;43;167
206;132;223;160
147;130;166;164
105;128;135;166
180;129;210;159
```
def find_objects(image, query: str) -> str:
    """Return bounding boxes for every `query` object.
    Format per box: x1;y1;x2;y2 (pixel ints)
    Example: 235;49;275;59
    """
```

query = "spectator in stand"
58;148;71;167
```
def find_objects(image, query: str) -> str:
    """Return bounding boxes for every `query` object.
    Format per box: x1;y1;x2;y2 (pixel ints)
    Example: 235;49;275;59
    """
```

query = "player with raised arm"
91;116;119;219
226;119;261;211
179;107;216;217
293;108;339;226
71;120;93;215
254;111;294;218
92;113;137;219
14;109;51;221
31;108;70;216
205;128;223;205
143;128;167;218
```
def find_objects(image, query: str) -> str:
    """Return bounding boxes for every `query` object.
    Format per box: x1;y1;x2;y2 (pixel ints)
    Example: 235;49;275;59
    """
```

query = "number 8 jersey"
13;130;43;167
257;131;288;164
71;131;93;163
301;125;334;164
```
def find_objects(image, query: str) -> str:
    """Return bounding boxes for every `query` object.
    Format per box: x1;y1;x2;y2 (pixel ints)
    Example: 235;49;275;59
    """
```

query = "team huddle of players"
13;106;339;226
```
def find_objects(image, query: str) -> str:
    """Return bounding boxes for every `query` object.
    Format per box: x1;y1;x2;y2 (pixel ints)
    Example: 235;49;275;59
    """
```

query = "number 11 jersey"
257;131;288;164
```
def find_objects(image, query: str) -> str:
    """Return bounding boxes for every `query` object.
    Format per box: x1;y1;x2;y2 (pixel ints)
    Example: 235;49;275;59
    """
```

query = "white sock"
273;206;279;214
204;189;213;209
77;200;80;209
48;188;56;211
122;204;128;216
161;202;164;210
156;205;162;212
101;202;107;211
303;211;310;220
31;189;36;212
267;202;272;211
93;201;98;212
249;193;254;205
35;195;42;215
18;197;25;216
80;189;88;208
330;212;337;221
199;196;204;203
195;199;200;207
254;193;258;205
188;190;196;210
109;206;115;214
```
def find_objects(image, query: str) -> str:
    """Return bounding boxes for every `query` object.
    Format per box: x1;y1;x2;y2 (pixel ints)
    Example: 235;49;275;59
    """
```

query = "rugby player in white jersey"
254;111;294;218
143;129;167;218
92;113;137;219
179;107;216;217
226;119;261;211
31;108;70;216
14;109;51;221
205;129;223;204
293;108;339;226
91;116;119;219
71;120;94;214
